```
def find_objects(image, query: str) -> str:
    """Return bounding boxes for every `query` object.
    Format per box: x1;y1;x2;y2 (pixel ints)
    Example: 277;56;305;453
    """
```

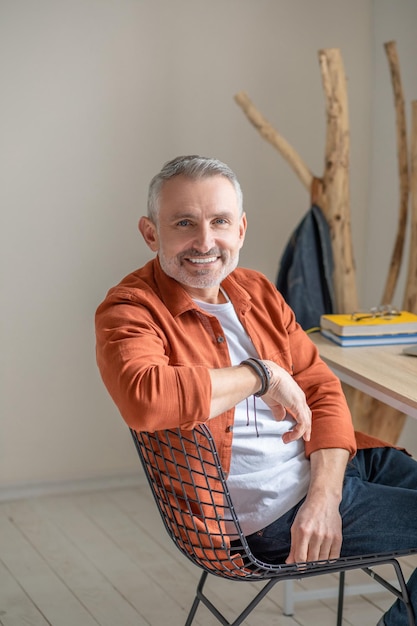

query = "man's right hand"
262;361;312;443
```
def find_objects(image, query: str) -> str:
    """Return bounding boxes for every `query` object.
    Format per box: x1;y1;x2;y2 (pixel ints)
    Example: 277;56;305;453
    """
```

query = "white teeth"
188;257;217;264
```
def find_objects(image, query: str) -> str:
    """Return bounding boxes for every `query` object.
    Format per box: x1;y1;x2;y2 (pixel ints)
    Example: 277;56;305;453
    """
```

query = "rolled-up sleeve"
95;293;212;432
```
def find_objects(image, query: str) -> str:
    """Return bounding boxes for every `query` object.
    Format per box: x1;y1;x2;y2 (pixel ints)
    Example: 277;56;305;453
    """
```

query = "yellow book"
320;311;417;337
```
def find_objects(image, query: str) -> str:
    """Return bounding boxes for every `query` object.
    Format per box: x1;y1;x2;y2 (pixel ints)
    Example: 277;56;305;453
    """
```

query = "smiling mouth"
187;256;218;264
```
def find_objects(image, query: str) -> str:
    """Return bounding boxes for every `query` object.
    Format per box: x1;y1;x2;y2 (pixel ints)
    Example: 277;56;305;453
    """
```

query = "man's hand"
262;361;312;444
286;496;343;564
286;447;349;564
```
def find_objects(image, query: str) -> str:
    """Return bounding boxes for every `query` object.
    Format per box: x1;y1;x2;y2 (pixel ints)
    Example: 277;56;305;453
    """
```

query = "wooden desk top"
310;333;417;419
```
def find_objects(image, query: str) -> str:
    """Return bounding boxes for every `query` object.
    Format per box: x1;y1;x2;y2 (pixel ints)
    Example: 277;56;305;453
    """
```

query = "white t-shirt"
194;295;311;536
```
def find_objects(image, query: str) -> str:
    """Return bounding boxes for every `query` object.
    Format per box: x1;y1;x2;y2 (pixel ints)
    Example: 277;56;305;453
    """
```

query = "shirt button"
217;336;225;343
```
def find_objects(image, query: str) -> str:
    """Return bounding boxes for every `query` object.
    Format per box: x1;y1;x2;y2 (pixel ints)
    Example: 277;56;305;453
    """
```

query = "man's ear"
238;212;248;248
138;216;159;252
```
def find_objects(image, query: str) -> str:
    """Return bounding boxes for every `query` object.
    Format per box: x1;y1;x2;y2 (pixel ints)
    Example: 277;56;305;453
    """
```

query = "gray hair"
147;155;243;221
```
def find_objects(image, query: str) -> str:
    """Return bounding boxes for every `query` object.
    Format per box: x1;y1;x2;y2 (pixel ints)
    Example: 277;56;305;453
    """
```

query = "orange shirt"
95;257;359;475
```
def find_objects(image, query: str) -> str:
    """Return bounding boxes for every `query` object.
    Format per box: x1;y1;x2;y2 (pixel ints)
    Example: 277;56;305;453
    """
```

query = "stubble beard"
159;248;240;289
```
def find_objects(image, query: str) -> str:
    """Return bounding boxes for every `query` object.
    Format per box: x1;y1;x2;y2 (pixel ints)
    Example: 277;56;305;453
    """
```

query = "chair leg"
363;562;415;626
336;571;345;626
185;570;237;626
184;571;280;626
185;571;208;626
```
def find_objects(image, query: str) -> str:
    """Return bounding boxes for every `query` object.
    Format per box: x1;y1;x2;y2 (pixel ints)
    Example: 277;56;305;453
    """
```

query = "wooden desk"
311;333;417;419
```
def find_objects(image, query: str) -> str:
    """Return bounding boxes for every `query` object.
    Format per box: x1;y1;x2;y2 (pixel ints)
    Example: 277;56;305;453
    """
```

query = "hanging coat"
276;204;335;331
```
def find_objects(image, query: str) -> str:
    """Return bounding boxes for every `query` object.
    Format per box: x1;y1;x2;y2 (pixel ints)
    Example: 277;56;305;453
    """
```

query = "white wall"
1;0;414;493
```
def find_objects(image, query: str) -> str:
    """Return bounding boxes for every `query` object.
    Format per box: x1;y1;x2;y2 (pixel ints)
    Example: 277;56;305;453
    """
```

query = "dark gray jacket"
276;204;335;330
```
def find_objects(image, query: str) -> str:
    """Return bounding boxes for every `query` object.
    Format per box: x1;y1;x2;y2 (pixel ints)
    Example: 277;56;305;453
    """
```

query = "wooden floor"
1;483;416;626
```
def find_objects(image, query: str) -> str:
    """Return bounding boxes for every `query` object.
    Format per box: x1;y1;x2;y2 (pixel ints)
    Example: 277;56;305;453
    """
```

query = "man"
96;155;417;624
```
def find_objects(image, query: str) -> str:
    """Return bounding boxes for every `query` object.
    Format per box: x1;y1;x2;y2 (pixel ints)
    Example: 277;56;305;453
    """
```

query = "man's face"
139;174;247;303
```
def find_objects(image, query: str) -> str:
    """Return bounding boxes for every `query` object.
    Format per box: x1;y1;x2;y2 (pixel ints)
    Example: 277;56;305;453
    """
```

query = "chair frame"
130;424;416;625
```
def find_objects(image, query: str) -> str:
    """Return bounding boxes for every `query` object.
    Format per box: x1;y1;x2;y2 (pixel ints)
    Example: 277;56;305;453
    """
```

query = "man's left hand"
286;496;343;564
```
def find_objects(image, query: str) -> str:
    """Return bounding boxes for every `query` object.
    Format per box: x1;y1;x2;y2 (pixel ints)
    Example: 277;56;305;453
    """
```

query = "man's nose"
193;224;214;251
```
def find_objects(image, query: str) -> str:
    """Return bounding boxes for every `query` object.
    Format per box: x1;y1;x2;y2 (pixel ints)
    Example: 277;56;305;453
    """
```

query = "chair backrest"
130;424;286;579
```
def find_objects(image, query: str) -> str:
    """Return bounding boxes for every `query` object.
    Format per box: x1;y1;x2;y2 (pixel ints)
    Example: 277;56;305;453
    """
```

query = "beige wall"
1;0;415;494
367;0;417;454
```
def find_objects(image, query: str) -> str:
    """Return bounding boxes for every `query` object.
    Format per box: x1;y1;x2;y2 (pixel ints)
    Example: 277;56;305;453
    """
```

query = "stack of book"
320;311;417;347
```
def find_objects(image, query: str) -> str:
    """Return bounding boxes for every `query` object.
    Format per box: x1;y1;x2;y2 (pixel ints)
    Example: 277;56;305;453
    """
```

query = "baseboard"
0;472;145;503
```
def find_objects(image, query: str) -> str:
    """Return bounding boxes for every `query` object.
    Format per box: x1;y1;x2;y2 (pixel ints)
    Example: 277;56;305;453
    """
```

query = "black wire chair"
130;424;416;625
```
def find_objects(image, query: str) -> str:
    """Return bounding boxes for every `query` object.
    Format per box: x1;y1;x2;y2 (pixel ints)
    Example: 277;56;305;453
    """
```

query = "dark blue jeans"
246;448;417;625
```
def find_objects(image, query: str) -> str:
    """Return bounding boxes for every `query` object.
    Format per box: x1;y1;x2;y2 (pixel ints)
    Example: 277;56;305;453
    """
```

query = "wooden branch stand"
235;49;358;314
406;100;417;313
235;45;415;443
351;100;416;442
381;42;410;306
351;43;413;442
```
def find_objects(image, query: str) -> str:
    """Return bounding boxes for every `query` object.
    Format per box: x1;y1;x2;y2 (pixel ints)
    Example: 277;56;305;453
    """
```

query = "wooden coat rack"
235;43;417;443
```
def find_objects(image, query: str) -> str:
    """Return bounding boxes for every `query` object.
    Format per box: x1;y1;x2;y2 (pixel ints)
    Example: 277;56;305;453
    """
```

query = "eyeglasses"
351;305;401;322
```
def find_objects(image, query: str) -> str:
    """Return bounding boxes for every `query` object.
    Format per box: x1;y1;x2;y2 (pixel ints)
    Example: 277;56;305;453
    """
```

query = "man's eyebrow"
170;212;196;220
212;211;234;219
169;211;235;220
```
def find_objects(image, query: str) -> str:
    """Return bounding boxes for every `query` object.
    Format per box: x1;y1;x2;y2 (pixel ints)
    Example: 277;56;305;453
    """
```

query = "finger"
286;535;309;564
303;419;312;441
306;528;342;562
282;421;309;444
271;404;286;421
309;537;333;562
302;408;312;440
292;530;329;563
328;545;342;561
285;407;311;441
285;547;296;564
328;538;342;560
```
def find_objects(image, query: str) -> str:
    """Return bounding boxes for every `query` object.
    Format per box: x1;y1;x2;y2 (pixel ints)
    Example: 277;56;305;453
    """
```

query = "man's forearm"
308;447;349;502
208;365;261;418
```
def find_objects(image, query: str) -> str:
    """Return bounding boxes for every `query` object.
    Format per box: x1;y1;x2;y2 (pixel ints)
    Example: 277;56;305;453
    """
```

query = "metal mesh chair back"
131;424;253;577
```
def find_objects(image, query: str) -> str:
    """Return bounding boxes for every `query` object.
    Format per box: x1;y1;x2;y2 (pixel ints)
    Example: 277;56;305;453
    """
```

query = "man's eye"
177;220;191;227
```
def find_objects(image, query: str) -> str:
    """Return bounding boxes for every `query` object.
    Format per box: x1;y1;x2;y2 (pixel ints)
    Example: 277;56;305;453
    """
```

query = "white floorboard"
0;486;416;626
